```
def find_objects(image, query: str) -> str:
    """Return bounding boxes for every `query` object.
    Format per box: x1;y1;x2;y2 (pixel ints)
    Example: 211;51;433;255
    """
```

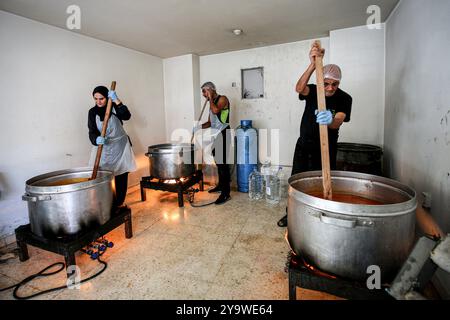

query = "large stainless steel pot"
145;143;195;179
288;171;417;282
22;167;114;238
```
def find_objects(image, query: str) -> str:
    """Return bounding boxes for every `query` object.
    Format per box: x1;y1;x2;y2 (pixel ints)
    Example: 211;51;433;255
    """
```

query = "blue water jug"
236;120;258;192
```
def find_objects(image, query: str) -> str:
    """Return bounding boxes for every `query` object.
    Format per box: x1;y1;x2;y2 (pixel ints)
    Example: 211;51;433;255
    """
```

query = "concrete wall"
0;11;166;243
385;0;450;297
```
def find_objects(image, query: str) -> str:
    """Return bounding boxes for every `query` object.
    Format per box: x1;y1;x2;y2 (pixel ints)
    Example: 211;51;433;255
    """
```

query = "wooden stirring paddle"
313;41;333;200
91;81;116;180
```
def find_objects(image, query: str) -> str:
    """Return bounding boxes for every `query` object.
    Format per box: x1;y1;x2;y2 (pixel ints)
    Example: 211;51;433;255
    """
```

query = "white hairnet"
323;64;342;81
201;81;216;91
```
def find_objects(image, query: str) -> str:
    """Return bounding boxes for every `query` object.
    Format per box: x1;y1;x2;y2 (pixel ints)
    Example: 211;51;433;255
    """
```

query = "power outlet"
422;192;432;209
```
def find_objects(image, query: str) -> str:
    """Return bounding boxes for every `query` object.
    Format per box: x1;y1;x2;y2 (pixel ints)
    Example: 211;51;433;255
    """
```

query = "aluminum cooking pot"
287;171;417;282
22;167;114;238
145;143;195;179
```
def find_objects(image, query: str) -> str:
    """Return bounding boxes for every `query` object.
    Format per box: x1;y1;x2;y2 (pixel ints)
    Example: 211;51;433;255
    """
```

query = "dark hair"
92;86;109;98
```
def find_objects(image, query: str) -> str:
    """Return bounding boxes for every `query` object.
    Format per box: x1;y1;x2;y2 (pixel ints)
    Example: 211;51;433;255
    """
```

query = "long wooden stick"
190;98;209;144
91;81;116;180
314;41;333;200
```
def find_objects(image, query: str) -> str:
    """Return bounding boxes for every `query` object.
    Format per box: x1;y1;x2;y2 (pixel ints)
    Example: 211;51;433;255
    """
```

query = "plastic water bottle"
266;167;282;205
261;161;271;195
236;120;258;193
248;168;263;200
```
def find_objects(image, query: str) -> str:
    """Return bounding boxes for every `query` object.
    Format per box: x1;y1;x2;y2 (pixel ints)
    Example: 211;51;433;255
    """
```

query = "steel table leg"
178;191;184;207
289;269;297;300
125;212;133;239
16;240;29;262
140;182;146;201
64;253;76;271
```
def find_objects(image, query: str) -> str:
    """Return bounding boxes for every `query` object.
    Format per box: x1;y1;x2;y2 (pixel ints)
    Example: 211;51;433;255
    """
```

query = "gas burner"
15;206;132;277
286;251;393;300
286;252;337;280
140;170;204;207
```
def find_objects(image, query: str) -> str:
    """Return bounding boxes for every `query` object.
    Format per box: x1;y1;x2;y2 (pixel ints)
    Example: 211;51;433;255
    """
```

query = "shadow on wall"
382;149;393;179
123;111;146;156
384;64;408;180
0;172;11;200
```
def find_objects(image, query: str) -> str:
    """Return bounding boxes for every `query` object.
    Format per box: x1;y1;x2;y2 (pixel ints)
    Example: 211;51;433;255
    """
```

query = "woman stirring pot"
88;86;136;207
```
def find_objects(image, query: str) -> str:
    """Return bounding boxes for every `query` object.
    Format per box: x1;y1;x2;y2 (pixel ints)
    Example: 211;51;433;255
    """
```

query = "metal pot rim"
288;171;417;217
25;167;113;194
337;142;383;153
147;143;196;154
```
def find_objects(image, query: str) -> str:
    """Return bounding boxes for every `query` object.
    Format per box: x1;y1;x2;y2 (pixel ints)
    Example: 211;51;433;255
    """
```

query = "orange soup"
307;191;384;205
46;178;90;186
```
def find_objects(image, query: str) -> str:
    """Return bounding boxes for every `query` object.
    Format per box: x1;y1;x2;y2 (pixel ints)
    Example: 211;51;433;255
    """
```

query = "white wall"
385;0;450;231
199;38;330;168
198;26;386;169
330;25;386;146
385;0;450;297
0;11;166;241
163;54;200;141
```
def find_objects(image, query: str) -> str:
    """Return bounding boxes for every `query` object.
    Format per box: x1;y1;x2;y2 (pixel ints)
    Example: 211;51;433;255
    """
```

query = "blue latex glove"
96;136;108;145
108;90;118;101
315;110;333;125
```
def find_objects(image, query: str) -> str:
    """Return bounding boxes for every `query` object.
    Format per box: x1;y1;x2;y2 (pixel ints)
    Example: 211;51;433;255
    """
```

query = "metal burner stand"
14;206;132;277
287;252;393;300
140;170;204;207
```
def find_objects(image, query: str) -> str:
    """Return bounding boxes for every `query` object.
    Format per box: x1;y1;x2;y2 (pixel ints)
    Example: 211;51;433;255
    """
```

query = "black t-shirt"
299;84;352;144
88;103;132;146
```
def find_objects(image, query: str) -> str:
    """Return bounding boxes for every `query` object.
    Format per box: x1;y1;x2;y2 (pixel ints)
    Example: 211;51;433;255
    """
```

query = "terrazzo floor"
0;186;341;300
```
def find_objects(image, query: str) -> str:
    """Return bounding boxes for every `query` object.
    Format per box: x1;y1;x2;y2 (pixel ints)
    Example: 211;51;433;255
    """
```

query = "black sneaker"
215;194;231;205
277;215;288;227
208;186;222;193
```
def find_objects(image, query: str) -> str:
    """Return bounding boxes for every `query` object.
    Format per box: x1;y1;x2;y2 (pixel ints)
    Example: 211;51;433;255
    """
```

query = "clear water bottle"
261;161;271;197
248;168;264;200
265;167;282;205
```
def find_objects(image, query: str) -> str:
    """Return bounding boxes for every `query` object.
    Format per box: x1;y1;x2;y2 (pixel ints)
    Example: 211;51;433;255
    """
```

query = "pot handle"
320;213;356;228
22;194;52;202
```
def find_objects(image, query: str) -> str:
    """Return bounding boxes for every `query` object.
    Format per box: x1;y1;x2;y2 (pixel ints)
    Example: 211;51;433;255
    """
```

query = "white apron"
209;109;228;139
89;111;137;176
199;110;229;165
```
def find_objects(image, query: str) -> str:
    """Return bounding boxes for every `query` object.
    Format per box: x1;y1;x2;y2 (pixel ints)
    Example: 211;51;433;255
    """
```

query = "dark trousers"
291;137;337;176
282;137;337;220
114;172;129;207
212;128;231;196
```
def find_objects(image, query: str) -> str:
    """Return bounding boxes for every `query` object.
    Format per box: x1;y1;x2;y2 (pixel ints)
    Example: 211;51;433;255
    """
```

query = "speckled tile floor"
0;186;342;300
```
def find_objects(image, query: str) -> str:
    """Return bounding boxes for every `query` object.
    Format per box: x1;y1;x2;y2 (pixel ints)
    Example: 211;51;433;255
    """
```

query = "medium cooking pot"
145;143;195;179
22;167;114;238
287;171;417;282
336;143;383;176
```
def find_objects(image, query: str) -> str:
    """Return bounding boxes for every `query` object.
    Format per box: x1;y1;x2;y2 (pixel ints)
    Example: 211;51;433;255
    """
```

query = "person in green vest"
200;82;231;205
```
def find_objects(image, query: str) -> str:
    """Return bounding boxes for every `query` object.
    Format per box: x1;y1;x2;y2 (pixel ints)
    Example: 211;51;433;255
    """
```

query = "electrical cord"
187;187;216;207
0;255;108;300
0;262;64;293
190;200;216;207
